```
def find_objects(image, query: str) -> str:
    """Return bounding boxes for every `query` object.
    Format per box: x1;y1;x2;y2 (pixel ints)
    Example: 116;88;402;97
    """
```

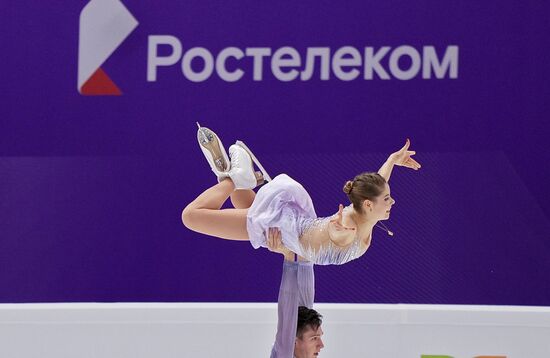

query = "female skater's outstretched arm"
377;138;421;182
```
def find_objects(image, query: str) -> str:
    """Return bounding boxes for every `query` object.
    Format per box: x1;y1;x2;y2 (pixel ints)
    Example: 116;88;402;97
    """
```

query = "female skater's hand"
390;139;421;170
266;227;293;260
330;205;356;232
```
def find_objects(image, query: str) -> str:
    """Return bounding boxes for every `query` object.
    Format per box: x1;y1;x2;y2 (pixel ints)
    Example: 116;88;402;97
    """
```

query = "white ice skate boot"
235;140;272;182
196;122;230;181
228;141;272;190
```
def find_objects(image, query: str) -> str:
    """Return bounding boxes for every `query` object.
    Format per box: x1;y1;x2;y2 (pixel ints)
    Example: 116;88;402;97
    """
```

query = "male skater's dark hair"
296;306;323;338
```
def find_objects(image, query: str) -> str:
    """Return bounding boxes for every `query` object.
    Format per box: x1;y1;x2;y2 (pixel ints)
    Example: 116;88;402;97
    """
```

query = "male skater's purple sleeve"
270;260;315;358
297;261;314;308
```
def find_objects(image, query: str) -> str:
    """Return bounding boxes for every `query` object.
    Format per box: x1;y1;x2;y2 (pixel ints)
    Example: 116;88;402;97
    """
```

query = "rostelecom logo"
78;0;138;95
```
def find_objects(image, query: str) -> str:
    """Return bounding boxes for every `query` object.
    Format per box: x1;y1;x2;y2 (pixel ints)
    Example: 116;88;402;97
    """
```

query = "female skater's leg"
230;189;256;209
182;179;250;241
187;124;268;240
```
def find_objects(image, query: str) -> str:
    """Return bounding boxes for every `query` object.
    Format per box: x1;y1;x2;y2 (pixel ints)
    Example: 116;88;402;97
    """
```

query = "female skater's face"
369;183;395;220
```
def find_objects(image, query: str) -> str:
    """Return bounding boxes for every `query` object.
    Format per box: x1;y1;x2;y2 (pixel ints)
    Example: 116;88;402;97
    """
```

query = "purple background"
1;1;549;304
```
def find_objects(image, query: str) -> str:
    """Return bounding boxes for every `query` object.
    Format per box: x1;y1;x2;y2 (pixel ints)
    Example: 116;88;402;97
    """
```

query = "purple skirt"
246;174;317;257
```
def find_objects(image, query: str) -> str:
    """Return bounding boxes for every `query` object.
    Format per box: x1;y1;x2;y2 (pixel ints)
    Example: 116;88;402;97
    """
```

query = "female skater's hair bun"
346;172;387;213
343;180;354;195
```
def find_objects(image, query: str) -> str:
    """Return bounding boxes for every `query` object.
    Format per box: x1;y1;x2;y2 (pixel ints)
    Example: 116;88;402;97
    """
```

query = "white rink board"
0;303;549;358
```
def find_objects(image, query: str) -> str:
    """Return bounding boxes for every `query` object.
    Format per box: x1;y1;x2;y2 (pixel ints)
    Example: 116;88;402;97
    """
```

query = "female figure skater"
182;124;421;265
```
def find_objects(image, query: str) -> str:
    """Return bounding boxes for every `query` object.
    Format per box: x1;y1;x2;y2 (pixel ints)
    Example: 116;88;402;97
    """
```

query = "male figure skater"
266;228;325;358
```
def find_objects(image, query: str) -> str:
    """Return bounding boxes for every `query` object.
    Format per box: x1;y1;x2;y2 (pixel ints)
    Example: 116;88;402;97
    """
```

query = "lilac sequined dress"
247;174;362;265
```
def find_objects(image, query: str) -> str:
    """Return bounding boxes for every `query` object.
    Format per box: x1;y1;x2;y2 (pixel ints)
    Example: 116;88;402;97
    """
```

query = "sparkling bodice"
297;216;363;265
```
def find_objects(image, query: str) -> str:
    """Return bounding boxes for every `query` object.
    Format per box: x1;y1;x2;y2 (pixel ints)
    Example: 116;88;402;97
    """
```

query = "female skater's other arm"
328;204;357;247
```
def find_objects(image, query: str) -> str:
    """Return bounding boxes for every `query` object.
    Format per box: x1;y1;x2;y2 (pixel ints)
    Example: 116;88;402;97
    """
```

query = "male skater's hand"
266;227;294;261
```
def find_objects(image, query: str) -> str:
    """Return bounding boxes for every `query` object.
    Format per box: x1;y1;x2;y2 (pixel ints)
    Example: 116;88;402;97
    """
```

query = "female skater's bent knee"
181;205;198;230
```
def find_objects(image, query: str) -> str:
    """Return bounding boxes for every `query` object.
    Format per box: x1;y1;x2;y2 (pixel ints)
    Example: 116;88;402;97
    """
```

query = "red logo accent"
81;68;122;96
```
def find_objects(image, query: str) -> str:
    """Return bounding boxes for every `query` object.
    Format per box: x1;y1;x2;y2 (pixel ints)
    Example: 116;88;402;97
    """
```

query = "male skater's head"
295;306;324;358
